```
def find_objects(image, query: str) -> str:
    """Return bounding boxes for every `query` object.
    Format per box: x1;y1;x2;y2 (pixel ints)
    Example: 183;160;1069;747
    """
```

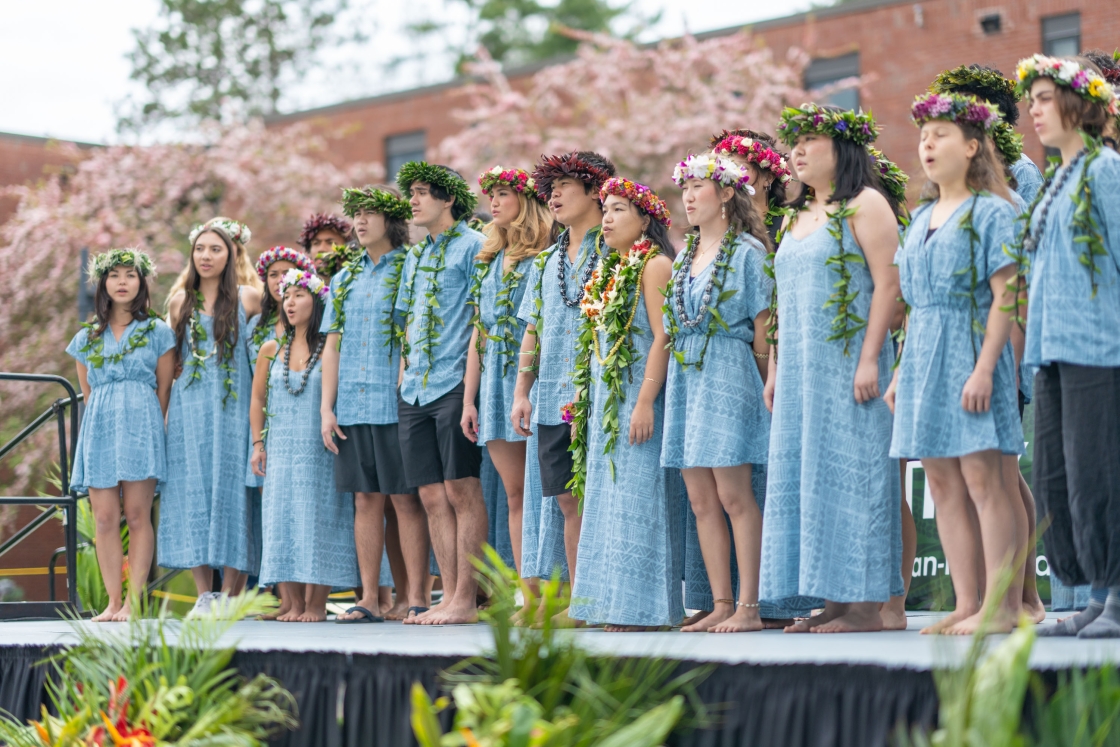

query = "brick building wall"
0;132;92;224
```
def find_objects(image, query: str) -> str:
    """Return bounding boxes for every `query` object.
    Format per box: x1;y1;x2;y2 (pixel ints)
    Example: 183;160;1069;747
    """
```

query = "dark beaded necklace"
673;230;733;328
556;229;601;308
1023;150;1084;254
283;336;325;396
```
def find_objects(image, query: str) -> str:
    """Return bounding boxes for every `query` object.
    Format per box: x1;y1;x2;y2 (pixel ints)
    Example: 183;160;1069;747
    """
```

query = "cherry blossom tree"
436;29;816;212
0;121;381;496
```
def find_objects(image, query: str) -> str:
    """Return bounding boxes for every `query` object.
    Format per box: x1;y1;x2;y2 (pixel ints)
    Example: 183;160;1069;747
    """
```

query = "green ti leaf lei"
250;312;279;358
520;248;555;374
401;227;460;387
821;201;868;356
1070;136;1109;299
258;336;286;447
1003;157;1056;327
184;291;238;407
662;228;739;371
326;250;407;359
763;204;799;347
952;192;988;363
79;310;160;369
469;253;526;377
567;240;659;510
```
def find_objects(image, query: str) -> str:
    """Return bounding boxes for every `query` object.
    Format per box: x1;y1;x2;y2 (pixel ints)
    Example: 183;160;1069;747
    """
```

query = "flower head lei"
189;218;251;247
88;248;155;282
867;147;910;209
1015;54;1120;116
911;91;1003;133
395;162;478;215
478;166;547;204
279;268;329;300
531;152;614;201
599;177;672;227
255;245;316;281
777;103;880;147
672;153;755;195
711;135;793;185
341;186;413;221
299;213;352;249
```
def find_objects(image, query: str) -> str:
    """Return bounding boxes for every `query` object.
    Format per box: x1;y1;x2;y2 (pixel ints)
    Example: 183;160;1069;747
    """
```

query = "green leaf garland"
520;248;555;374
78;310;160;369
470;254;526;377
183;291;238;407
821;201;868;356
401;228;460;387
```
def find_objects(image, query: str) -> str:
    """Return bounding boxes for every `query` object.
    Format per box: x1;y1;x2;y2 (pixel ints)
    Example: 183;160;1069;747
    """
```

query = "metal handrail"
0;372;83;614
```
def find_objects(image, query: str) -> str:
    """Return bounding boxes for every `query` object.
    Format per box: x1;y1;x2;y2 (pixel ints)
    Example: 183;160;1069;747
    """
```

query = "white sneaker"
188;591;220;618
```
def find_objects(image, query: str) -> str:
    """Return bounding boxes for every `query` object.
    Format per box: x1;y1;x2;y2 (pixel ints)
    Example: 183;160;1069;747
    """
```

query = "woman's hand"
251;444;267;477
961;368;993;413
763;375;775;413
853;359;881;404
629;401;655;445
321;410;345;455
510;395;534;438
884;370;900;414
461;402;480;443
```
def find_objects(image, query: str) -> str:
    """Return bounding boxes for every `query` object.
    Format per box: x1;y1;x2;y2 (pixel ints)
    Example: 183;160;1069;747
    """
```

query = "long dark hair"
919;122;1012;204
645;219;676;260
281;291;326;354
90;267;152;339
726;186;773;252
173;226;241;369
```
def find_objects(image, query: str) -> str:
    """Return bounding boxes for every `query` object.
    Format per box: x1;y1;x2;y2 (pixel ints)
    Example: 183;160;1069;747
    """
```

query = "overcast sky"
0;0;815;144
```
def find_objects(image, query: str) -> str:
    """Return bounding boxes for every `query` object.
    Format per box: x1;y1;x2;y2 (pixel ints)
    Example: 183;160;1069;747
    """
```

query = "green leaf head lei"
777;103;880;148
341;187;413;221
395;161;478;217
88;248;156;283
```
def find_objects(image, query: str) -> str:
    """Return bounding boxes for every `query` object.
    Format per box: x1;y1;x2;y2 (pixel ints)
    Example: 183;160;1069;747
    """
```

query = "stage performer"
710;129;794;244
166;216;260;307
299;212;355;281
162;219;262;615
885;92;1026;635
511;151;616;609
67;249;174;622
928;63;1048;623
1013;55;1120;638
250;269;358;621
461;166;554;576
662;153;797;632
566;177;679;632
393;163;486;626
319;185;426;624
761;104;905;633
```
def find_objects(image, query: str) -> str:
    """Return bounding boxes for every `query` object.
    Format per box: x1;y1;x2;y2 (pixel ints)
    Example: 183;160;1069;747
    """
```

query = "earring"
721;204;727;220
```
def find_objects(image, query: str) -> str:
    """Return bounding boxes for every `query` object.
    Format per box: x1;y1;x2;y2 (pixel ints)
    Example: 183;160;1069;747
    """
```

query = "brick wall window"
385;131;426;183
1042;13;1080;57
804;52;861;111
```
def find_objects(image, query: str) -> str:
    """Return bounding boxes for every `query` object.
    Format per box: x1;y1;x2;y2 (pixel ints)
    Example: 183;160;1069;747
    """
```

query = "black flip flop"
405;606;429;619
336;605;384;624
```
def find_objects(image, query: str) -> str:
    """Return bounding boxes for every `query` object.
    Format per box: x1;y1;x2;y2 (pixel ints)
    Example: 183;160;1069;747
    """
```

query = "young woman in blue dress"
162;219;262;614
761;105;906;634
885;92;1026;635
67;249;176;621
461;167;554;576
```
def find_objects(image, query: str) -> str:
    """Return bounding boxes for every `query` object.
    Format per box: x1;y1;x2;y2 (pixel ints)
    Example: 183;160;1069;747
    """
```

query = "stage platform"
1;613;1114;747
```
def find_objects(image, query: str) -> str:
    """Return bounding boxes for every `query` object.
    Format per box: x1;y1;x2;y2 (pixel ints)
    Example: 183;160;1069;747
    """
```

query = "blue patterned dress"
662;232;773;467
159;290;256;572
66;318;176;494
257;354;359;588
759;216;904;606
890;195;1024;459
569;289;684;626
243;315;280;489
475;251;533;444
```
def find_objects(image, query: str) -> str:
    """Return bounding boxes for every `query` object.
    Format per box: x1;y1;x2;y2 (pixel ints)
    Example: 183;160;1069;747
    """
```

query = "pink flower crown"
599;178;672;227
278;268;329;300
910;92;1002;133
256;246;316;281
478;166;547;203
712;135;793;185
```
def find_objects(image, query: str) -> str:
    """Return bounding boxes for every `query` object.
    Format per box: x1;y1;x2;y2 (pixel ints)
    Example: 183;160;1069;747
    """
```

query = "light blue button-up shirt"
396;220;485;405
1011;153;1044;206
516;227;603;426
1024;148;1120;368
320;248;407;425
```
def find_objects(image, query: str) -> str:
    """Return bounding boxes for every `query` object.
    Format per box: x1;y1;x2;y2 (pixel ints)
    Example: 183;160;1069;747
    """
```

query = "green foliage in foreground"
411;546;710;747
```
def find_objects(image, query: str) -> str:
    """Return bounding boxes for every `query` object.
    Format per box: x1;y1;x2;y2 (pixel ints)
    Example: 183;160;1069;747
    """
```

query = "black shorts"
1018;389;1026;419
537;423;573;497
397;383;482;487
334;423;413;495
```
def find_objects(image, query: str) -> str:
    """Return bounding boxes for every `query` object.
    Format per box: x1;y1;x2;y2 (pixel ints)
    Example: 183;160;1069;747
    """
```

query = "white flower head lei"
189;218;252;247
672;153;755;195
279;268;329;300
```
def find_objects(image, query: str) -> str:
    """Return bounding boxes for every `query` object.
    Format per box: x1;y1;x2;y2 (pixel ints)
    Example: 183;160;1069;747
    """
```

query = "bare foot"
682;604;733;633
762;618;794;629
1022;594;1047;624
383;600;410;621
920;607;977;635
547;608;585;629
785;606;844;634
404;602;441;625
710;606;764;633
337;600;380;623
419;603;478;625
812;608;884;633
92;604;123;622
680;609;711;628
259;602;292;621
945;608;1015;636
278;608;305;622
297;608;327;623
880;597;909;631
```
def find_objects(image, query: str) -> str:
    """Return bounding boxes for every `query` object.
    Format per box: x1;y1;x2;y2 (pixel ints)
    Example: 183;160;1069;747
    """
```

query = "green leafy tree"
119;0;354;133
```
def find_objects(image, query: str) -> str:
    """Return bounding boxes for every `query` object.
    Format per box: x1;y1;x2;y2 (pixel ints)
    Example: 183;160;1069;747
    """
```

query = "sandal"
335;605;384;624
